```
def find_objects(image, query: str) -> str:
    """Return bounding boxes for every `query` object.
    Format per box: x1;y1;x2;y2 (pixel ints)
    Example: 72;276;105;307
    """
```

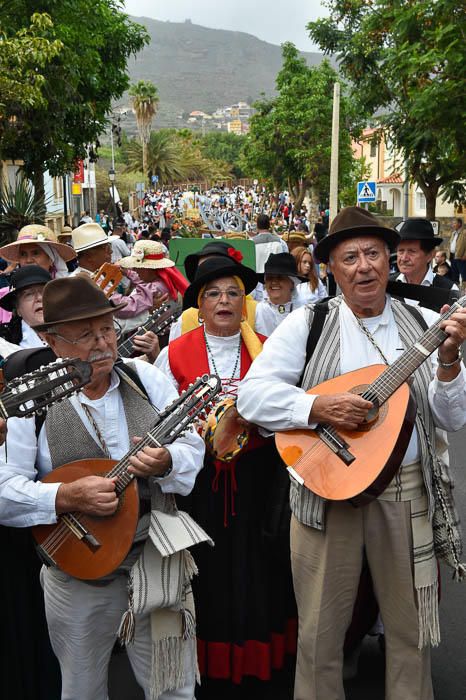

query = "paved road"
110;425;466;699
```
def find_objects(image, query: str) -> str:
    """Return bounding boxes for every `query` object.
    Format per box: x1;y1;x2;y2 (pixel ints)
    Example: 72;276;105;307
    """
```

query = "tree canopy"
0;12;63;115
241;43;359;210
0;1;149;194
308;0;466;218
124;130;232;187
198;132;245;179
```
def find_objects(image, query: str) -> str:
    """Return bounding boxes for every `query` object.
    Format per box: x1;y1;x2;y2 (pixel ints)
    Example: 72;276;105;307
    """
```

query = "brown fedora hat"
32;275;126;331
314;207;400;263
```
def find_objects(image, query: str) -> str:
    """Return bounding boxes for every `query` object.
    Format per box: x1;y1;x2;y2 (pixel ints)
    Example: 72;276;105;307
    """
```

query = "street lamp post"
108;167;117;222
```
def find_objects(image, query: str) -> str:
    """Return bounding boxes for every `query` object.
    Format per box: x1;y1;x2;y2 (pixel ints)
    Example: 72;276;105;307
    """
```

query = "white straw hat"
0;224;76;262
119;240;174;270
72;223;110;253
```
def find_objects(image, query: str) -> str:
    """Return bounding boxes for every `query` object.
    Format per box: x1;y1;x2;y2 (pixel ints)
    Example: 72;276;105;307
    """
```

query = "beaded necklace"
203;327;242;393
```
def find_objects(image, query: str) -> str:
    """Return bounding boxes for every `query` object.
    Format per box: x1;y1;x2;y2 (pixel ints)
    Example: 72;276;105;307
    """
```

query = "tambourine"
202;398;249;462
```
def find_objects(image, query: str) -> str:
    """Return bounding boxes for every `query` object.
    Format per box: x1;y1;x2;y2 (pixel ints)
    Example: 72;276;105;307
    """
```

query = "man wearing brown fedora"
0;275;207;700
238;206;466;700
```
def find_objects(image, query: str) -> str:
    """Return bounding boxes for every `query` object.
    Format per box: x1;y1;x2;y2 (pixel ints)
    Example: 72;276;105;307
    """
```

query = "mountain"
119;17;326;131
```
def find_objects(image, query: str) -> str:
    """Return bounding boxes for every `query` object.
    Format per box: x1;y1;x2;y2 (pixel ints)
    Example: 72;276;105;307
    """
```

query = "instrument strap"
299;298;331;386
81;404;111;458
386;279;459;312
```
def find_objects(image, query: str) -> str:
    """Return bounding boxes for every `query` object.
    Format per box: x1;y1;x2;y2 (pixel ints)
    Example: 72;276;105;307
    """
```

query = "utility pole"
403;161;409;219
329;82;340;224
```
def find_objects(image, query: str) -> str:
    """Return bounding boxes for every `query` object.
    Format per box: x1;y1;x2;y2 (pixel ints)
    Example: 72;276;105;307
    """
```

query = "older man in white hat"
71;223;160;345
71;222;113;277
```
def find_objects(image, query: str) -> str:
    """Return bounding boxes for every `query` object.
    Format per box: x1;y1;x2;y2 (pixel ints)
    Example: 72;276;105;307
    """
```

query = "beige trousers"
42;566;195;700
290;500;434;700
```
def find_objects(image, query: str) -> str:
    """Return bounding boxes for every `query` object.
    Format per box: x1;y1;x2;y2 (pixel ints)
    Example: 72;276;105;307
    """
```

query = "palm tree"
128;80;159;183
0;176;48;244
125;131;184;186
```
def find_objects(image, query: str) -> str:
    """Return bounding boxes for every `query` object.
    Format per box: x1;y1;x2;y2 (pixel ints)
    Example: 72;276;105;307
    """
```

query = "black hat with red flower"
184;241;244;281
182;256;258;310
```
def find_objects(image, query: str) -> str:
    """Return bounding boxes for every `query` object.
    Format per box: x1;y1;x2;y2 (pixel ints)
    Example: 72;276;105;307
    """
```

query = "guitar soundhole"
350;384;388;431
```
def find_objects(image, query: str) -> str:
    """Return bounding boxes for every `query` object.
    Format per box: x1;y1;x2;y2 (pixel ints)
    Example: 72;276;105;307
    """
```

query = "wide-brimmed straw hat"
395;218;443;246
183;256;258;310
184;241;244;281
32;275;126;331
257;252;300;286
57;225;73;240
0;224;77;263
72;223;109;253
313;207;400;263
0;265;52;312
119;240;174;270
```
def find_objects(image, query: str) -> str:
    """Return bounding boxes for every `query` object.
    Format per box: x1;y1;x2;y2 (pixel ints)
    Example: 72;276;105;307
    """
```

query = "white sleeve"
237;306;317;431
0;417;60;527
129;359;205;495
168;317;182;341
418;307;466;432
318;280;327;300
154;347;179;391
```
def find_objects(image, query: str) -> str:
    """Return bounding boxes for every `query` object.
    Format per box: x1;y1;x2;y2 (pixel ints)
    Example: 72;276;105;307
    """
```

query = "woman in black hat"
0;265;51;349
156;256;297;698
255;252;304;336
168;241;258;340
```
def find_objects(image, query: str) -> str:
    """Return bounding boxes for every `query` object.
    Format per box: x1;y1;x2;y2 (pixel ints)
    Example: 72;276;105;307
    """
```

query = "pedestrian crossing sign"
357;181;377;202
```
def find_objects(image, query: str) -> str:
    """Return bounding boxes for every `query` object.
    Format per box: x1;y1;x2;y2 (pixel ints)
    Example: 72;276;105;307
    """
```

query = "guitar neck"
366;296;466;405
118;305;176;359
0;359;92;419
104;375;220;494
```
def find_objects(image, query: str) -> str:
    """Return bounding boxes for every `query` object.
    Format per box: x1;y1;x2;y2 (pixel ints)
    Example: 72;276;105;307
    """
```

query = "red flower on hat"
227;247;243;263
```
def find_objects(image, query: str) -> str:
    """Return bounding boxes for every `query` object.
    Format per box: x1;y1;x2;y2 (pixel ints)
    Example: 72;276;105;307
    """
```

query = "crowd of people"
0;202;465;700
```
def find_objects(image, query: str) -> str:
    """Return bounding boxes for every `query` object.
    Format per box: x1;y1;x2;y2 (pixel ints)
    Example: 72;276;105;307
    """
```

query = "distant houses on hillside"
182;101;253;134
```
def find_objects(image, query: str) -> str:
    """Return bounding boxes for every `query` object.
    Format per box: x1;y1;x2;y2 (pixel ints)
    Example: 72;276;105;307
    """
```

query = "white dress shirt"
0;358;205;527
237;298;466;462
255;299;295;337
396;268;459;307
294;280;327;306
20;320;48;349
157;331;242;400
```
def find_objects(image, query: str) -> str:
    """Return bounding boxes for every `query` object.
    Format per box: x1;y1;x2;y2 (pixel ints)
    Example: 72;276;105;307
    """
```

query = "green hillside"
118;17;326;130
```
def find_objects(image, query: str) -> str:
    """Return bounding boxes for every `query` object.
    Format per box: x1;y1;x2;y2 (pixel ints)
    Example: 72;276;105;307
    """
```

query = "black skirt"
0;526;61;700
177;439;297;696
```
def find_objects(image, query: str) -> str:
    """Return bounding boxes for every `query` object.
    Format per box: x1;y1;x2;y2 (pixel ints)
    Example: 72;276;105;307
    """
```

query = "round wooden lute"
275;365;416;505
33;459;139;580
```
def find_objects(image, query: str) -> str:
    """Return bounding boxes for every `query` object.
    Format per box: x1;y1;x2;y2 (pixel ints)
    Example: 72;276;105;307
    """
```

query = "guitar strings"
358;302;462;402
39;391;214;557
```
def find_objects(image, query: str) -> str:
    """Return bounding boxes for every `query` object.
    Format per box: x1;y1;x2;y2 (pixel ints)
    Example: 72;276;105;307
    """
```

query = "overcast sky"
123;0;328;52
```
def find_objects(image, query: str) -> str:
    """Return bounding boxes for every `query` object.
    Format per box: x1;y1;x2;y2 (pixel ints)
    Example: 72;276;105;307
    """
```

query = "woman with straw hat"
156;256;296;699
0;224;75;279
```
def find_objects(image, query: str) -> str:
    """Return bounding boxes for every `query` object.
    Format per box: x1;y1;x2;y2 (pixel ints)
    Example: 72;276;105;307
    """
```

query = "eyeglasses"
202;288;244;300
49;322;121;348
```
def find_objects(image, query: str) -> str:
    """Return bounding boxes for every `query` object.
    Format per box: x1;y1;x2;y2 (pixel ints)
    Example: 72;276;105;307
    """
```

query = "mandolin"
32;373;221;580
91;262;123;298
275;296;466;506
0;357;92;420
117;303;181;359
